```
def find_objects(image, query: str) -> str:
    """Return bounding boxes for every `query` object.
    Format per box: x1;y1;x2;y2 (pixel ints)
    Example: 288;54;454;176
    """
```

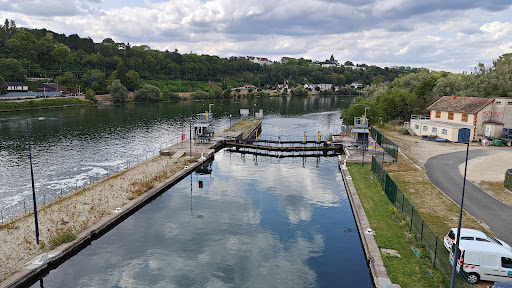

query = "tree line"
342;54;512;125
0;19;421;100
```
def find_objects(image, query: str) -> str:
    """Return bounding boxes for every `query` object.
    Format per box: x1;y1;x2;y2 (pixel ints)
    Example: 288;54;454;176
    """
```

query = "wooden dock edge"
338;155;395;288
0;153;214;288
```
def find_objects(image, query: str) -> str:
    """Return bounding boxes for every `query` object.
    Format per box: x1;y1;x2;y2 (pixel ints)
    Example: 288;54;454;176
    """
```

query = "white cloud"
1;0;512;72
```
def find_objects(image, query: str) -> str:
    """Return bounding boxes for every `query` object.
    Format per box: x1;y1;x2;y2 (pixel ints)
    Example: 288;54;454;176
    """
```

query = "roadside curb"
338;155;395;288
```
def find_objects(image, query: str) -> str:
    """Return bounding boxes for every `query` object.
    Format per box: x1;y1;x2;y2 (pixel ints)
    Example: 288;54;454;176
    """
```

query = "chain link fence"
370;127;398;162
371;156;474;287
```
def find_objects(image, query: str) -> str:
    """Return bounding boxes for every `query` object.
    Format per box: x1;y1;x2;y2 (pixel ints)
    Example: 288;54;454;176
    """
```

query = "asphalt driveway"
425;148;512;244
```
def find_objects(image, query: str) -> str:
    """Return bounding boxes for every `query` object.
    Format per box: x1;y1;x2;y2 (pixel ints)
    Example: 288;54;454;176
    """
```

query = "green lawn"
347;163;440;287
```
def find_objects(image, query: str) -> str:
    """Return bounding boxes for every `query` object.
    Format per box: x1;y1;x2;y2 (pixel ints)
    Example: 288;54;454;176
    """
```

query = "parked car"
444;228;512;251
487;282;512;288
450;241;512;284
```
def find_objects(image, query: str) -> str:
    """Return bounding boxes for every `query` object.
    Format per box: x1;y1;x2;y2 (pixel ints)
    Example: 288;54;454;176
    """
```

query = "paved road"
425;148;512;244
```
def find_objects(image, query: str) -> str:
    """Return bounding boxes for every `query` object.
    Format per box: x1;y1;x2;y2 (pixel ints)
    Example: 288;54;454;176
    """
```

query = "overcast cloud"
1;0;512;72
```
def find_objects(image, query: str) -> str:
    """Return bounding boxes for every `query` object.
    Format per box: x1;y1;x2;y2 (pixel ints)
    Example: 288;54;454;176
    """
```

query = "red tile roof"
428;96;494;114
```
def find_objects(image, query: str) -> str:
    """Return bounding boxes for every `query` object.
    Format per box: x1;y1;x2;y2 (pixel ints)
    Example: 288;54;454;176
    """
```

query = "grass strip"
347;163;440;288
0;97;89;111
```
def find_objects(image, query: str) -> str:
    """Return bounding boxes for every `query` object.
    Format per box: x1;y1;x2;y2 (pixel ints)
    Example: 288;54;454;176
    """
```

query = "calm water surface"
0;96;351;220
31;152;372;287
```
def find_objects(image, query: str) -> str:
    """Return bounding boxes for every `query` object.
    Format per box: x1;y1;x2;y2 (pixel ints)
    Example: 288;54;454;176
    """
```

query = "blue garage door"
457;128;470;143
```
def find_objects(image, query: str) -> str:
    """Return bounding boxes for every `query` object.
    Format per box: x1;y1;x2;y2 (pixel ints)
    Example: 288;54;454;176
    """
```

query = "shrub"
134;84;161;102
108;79;129;103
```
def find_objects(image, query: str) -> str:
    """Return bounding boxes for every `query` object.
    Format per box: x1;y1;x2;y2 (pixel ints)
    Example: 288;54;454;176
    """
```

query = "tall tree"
108;79;128;103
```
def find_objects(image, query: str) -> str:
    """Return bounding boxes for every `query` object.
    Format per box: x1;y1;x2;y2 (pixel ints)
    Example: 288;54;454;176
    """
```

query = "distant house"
321;63;338;68
6;82;29;92
409;95;512;142
37;83;70;95
240;56;273;66
303;84;332;91
350;82;363;89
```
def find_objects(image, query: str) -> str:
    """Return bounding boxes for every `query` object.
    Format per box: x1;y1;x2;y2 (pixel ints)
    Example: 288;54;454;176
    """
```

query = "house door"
457;128;470;143
485;125;492;137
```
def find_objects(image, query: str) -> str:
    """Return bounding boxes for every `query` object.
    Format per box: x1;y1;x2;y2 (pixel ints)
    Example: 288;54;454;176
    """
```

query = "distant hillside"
0;19;422;94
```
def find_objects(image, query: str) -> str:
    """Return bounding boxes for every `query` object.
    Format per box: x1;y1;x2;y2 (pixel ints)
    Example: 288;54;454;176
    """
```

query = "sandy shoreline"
0;154;196;282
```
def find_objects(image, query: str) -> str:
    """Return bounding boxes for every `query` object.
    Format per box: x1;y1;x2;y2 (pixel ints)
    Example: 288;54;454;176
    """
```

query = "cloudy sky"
1;0;512;72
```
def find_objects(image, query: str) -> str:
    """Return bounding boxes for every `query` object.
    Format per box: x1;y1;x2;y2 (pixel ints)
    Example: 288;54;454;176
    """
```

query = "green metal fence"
371;156;474;287
371;127;399;162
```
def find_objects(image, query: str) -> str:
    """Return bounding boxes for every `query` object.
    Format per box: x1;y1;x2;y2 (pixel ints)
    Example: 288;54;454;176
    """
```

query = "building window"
448;112;454;120
508;102;512;105
432;127;437;134
414;124;419;129
435;111;441;118
422;126;428;132
497;101;502;105
462;114;468;122
441;129;448;136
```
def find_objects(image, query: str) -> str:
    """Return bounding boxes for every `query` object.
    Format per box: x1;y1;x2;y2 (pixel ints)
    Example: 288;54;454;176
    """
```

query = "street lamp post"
362;106;370;166
450;141;470;288
26;117;57;244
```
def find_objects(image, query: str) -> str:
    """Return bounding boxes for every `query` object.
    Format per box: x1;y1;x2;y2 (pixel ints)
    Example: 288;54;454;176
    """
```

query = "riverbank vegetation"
0;97;89;111
343;53;512;124
0;19;416;102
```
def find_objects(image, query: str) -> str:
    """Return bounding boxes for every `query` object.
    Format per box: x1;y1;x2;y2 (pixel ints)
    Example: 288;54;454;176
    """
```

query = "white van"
444;228;512;251
449;241;512;284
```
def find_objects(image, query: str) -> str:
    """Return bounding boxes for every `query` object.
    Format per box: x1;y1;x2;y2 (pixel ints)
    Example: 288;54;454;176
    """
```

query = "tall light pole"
362;106;370;166
450;141;470;288
26;117;57;244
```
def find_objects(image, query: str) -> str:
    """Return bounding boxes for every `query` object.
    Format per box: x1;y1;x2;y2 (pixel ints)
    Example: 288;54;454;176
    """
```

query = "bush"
161;90;180;101
85;90;97;103
134;84;161;102
108;79;129;103
190;90;208;99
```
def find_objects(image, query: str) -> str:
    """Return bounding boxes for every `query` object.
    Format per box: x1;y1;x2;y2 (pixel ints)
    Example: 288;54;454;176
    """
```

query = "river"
1;96;373;287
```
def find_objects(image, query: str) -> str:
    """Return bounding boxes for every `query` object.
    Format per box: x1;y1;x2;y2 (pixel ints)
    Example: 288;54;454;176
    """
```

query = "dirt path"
0;154;196;282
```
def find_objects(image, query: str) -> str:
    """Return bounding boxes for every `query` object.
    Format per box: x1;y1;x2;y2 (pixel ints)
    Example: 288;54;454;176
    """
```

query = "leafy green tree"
134;84;161;102
191;90;208;99
108;79;128;103
0;58;25;81
379;88;417;121
125;70;141;91
6;30;37;61
85;90;97;103
0;75;7;94
290;87;309;97
223;88;231;98
340;98;380;126
56;72;76;90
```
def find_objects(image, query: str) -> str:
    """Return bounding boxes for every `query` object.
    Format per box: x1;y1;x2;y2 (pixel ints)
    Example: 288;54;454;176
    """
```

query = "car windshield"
490;238;503;246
